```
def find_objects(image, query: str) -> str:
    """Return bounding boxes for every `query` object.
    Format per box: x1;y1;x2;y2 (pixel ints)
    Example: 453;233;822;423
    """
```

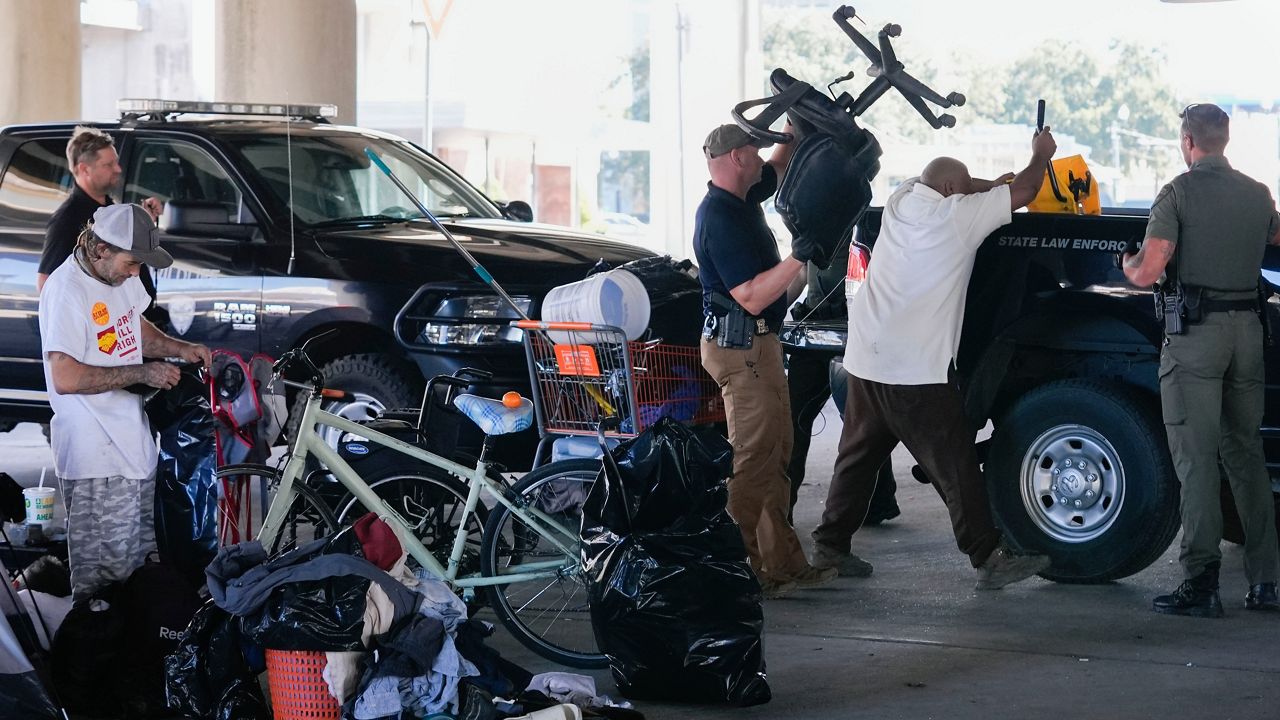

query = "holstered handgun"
1259;281;1276;348
707;292;756;349
1154;281;1185;336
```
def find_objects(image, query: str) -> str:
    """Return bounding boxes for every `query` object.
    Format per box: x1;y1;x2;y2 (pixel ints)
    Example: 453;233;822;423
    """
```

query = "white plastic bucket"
542;269;650;343
23;486;56;526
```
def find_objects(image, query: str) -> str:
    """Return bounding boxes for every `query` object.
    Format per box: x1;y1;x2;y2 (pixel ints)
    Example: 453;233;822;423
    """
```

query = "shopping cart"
514;320;725;444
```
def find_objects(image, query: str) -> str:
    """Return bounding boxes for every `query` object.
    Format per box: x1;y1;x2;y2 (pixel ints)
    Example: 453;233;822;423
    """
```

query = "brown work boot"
790;565;839;588
811;542;874;578
975;541;1050;590
759;578;798;599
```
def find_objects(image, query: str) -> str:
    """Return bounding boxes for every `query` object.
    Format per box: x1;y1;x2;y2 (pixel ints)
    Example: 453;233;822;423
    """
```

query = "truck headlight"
417;295;531;346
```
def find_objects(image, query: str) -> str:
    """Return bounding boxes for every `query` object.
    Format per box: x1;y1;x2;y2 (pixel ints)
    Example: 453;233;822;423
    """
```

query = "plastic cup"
23;486;56;526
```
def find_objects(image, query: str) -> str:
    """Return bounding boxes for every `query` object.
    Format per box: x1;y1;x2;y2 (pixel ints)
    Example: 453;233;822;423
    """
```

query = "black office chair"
730;5;964;269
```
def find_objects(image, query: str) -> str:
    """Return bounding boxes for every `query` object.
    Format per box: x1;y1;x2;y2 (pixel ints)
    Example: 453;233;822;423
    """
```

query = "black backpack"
123;559;203;713
51;560;201;718
52;583;129;717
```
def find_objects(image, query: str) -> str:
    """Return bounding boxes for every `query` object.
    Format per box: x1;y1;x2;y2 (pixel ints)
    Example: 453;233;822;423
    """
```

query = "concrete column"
0;0;80;125
214;0;357;124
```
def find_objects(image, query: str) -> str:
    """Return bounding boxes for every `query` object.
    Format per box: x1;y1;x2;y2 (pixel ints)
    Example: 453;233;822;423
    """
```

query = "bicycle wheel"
481;458;606;669
213;464;339;556
332;461;486;577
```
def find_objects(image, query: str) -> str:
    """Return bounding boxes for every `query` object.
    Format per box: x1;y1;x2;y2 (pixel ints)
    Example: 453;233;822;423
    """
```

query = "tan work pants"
701;334;813;583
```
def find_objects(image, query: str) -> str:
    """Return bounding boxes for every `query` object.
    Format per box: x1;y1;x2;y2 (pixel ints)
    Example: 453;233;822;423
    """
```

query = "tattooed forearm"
1122;236;1175;287
141;319;180;357
47;351;145;394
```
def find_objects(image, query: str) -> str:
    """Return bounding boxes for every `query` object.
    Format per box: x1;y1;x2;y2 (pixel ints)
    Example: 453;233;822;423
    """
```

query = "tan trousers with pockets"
701;334;813;583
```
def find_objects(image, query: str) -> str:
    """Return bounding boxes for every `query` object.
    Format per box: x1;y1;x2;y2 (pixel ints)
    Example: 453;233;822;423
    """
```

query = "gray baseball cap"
703;123;772;159
91;204;173;269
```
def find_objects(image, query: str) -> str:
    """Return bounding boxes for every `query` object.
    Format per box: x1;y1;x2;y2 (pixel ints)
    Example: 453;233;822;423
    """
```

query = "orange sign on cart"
554;344;601;376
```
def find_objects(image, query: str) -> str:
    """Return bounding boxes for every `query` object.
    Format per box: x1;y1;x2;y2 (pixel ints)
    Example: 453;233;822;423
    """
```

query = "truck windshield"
223;134;500;225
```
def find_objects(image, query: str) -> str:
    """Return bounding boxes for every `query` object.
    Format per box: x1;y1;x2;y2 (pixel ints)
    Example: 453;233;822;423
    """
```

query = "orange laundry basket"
263;649;341;720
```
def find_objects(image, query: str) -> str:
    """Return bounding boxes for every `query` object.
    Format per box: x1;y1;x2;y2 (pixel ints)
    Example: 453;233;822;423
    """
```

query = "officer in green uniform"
1123;103;1280;617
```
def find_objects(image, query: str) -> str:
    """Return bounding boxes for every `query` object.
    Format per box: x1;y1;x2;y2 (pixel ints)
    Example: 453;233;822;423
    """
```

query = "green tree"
600;45;652;217
605;45;650;122
997;41;1180;174
623;45;650;122
761;10;1182;177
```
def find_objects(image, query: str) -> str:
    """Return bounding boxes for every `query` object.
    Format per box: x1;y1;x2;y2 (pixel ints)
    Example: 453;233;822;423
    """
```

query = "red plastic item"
264;649;341;720
628;341;724;432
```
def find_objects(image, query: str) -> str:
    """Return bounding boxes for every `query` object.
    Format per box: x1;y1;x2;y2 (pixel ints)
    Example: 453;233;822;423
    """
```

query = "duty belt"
1202;299;1258;313
704;314;782;335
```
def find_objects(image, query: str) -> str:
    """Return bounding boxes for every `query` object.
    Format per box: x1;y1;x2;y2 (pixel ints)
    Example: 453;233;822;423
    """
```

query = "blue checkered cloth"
453;394;534;436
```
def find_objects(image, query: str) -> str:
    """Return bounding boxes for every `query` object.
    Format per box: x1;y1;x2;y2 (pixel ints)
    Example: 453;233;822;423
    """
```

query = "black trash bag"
581;417;770;706
616;256;704;345
0;471;24;522
165;600;270;720
0;659;60;720
147;364;219;590
230;529;388;651
240;574;372;651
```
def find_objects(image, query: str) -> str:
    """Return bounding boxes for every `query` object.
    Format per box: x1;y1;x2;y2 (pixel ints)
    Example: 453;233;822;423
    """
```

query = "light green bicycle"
213;341;605;668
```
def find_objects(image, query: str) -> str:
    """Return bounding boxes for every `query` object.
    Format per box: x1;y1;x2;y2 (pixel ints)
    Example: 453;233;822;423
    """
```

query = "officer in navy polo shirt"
693;122;837;598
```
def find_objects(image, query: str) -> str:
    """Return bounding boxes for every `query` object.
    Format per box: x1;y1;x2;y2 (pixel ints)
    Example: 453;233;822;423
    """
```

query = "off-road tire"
987;379;1180;583
285;352;419;443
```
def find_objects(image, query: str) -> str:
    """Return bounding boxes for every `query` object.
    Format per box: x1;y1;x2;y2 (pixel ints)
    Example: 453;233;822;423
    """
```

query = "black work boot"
1244;582;1279;611
1153;563;1224;618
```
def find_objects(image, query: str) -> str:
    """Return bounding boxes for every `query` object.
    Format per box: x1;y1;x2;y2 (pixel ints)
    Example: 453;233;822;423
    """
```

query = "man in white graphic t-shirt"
39;203;211;601
811;128;1060;590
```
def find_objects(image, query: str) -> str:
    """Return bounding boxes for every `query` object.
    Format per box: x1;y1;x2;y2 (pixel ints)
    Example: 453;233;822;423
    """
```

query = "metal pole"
365;148;530;320
1110;123;1120;201
675;6;688;253
423;22;433;152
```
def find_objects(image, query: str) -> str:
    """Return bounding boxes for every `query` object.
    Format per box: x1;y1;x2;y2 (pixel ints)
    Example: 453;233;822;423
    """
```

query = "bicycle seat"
453;393;534;436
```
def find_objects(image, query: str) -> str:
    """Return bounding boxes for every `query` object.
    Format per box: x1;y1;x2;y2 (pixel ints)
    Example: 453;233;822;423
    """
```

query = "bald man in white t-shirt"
811;128;1059;590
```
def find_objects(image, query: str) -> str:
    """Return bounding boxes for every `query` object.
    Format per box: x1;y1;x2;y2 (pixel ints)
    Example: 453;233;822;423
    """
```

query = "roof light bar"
117;98;338;120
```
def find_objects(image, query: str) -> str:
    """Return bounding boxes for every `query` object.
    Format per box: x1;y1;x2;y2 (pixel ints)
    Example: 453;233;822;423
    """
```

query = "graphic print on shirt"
97;306;138;357
96;326;118;354
91;302;110;326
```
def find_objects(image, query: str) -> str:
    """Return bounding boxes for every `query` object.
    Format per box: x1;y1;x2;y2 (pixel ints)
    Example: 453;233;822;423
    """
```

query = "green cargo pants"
1160;310;1280;584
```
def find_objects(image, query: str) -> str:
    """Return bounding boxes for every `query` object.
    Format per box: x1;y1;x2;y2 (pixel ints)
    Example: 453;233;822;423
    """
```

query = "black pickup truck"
0;100;650;468
783;207;1280;583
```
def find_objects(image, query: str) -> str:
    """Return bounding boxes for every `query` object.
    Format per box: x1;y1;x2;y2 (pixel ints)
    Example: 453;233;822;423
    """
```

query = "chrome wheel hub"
1020;424;1125;543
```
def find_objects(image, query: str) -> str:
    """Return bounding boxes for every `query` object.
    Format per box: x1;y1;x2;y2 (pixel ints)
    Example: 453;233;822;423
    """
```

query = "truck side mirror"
162;200;258;240
500;200;533;223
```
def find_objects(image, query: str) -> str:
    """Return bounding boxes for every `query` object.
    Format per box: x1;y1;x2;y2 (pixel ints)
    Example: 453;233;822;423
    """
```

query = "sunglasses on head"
1179;103;1225;121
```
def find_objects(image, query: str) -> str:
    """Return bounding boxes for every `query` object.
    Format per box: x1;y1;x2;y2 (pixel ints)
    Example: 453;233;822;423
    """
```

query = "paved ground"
5;409;1279;719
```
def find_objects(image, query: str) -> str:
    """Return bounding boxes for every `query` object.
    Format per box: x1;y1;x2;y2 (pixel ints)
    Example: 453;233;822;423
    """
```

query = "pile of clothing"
168;514;641;720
